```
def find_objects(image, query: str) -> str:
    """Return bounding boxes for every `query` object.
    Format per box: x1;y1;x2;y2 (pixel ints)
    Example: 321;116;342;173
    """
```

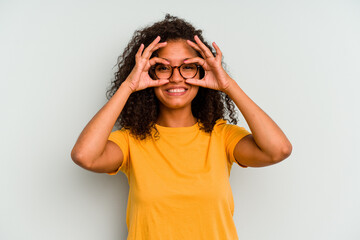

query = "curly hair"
106;14;238;140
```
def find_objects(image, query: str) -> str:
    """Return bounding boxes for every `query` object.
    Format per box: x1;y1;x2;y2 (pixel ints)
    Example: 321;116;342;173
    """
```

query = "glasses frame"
150;63;201;80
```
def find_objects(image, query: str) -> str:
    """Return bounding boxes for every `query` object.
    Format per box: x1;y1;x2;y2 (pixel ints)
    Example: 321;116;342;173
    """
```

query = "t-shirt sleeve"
224;124;252;168
106;129;129;176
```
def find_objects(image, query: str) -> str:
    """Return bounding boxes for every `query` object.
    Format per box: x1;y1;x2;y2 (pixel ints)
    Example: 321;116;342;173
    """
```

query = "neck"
156;107;197;128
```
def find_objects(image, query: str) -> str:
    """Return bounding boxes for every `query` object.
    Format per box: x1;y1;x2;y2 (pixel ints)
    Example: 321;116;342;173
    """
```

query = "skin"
70;36;170;172
154;40;200;128
71;35;292;173
185;35;292;166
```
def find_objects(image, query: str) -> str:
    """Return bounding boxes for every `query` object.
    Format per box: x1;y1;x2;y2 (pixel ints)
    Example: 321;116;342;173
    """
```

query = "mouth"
165;87;188;96
166;87;188;93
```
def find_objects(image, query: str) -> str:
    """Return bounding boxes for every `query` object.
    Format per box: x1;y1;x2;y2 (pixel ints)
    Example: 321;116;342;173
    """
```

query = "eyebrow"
160;57;191;62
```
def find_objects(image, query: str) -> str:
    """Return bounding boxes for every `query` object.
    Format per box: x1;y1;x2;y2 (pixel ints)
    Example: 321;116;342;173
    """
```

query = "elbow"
71;148;93;169
271;143;293;163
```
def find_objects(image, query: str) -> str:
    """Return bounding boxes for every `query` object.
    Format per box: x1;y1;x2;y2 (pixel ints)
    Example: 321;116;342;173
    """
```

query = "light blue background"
1;0;359;239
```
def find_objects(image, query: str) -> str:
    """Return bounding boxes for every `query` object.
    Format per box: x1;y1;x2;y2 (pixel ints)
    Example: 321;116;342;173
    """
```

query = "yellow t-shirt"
107;119;251;240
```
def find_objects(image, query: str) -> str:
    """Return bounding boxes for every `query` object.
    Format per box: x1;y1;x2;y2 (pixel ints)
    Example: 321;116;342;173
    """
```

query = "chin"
160;101;191;109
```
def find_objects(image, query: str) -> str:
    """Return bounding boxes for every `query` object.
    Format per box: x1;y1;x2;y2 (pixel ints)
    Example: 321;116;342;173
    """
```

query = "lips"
164;86;189;96
166;88;187;93
165;86;188;92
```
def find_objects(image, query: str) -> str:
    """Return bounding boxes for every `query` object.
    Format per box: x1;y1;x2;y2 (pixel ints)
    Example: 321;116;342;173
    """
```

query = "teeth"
168;88;186;93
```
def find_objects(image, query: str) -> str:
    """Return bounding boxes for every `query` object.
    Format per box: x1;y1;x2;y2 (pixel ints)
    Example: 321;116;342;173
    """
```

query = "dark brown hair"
106;14;238;140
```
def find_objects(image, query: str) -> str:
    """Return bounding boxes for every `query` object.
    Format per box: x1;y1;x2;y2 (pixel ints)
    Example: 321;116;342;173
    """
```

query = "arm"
185;36;292;167
71;37;170;173
71;82;132;172
224;79;292;167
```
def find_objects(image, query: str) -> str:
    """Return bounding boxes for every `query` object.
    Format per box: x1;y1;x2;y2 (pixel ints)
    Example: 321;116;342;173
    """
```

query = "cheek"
154;88;162;100
190;87;199;100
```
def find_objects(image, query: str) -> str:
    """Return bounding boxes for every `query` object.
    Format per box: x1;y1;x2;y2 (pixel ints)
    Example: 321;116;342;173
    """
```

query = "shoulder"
108;128;131;144
212;119;252;150
212;118;227;132
109;127;129;137
212;119;247;134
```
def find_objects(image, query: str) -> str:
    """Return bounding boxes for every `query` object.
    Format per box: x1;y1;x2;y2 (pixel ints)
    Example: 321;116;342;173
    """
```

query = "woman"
71;14;292;239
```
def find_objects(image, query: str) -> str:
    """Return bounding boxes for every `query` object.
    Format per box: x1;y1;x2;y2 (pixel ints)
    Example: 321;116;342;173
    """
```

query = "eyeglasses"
150;63;201;80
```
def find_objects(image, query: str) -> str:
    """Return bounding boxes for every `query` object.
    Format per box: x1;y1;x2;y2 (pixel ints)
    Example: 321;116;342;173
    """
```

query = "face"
154;40;200;111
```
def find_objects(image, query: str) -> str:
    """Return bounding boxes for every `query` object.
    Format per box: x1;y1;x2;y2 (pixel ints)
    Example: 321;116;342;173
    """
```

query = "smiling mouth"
164;87;189;96
166;88;187;93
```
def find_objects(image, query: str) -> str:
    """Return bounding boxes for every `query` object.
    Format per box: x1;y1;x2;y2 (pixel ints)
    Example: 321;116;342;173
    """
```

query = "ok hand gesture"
125;36;170;93
184;36;234;93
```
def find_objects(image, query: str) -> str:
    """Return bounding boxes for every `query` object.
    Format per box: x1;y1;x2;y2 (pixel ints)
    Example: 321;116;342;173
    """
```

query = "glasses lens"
155;64;172;79
180;63;198;78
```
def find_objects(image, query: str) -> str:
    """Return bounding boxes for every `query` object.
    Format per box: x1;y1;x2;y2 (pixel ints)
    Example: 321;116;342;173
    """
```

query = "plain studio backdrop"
1;0;359;239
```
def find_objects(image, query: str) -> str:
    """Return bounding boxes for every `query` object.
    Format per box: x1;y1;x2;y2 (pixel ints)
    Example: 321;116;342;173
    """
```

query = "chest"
127;133;231;207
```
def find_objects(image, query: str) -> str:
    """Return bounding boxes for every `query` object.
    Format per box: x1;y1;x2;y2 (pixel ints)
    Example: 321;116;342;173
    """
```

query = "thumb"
185;78;206;87
148;79;169;88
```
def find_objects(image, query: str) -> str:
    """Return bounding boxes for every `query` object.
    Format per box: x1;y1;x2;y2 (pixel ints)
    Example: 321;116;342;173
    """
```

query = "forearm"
224;78;292;160
71;82;132;164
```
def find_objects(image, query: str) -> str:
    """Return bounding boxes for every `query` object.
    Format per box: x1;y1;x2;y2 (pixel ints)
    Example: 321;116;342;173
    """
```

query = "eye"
155;64;171;72
181;64;197;70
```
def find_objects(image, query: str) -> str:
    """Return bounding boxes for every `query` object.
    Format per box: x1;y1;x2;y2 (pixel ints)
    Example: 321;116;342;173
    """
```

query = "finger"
142;42;167;59
135;44;144;59
150;42;167;53
185;78;207;88
194;35;214;58
183;57;206;67
212;42;222;60
148;79;169;88
142;36;161;58
186;40;206;58
149;57;170;66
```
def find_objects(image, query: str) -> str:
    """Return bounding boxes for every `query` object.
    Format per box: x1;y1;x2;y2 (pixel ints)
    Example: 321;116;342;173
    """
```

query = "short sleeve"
224;124;252;168
107;129;129;175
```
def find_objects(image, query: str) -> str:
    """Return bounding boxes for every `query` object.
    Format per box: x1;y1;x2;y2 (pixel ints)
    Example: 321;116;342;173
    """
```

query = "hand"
125;36;170;93
184;35;233;93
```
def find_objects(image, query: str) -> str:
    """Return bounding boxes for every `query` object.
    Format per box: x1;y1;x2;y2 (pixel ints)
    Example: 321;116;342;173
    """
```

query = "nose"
169;67;184;83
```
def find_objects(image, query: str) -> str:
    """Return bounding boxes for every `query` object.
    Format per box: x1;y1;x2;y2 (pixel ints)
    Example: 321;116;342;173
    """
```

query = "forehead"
157;40;198;62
